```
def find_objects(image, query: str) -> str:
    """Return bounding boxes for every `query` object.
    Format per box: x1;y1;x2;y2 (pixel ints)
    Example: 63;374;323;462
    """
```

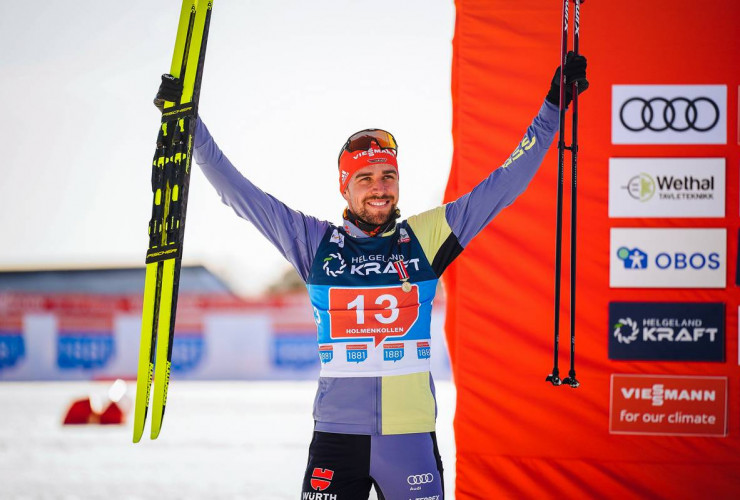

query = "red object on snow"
62;398;95;425
99;401;125;425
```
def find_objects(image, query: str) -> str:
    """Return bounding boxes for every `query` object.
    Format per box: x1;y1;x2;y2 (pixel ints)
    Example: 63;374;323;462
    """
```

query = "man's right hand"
153;74;183;111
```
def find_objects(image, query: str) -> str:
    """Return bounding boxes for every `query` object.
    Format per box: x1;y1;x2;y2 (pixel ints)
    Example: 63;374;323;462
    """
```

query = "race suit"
193;100;559;499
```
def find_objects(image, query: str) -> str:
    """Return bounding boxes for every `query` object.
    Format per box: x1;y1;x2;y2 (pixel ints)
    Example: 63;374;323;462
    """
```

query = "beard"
354;197;397;226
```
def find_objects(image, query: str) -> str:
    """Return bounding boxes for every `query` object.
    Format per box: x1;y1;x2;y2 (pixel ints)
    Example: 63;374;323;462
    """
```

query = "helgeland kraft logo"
613;317;639;344
609;302;724;361
610;228;726;288
322;253;346;277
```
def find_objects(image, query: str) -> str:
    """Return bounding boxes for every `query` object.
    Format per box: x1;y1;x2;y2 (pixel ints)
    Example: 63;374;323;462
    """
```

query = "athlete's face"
342;164;399;225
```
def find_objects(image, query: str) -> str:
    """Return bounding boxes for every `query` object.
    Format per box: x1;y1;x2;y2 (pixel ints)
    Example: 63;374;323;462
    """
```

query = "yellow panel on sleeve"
406;206;452;266
381;371;436;435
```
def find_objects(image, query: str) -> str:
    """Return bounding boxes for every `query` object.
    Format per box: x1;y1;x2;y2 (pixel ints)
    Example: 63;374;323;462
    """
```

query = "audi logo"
619;96;720;132
407;473;434;485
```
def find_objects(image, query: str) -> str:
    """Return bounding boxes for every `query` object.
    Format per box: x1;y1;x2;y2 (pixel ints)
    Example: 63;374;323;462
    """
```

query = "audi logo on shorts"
619;97;719;132
407;473;434;485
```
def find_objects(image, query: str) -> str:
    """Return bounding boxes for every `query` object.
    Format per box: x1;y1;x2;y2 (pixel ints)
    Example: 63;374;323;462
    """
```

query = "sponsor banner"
57;315;115;370
273;335;320;369
0;331;25;370
612;85;727;144
170;333;205;373
608;302;725;361
0;314;25;370
608;158;725;218
610;374;727;436
610;228;726;288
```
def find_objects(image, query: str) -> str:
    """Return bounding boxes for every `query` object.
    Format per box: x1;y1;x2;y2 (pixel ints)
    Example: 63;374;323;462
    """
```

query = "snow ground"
0;381;456;499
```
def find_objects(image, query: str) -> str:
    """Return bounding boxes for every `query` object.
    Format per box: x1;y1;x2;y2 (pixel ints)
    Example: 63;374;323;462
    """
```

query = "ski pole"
562;0;581;389
546;0;570;387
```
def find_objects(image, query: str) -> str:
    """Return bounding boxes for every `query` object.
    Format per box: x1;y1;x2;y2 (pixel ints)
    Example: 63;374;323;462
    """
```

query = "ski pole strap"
160;103;196;122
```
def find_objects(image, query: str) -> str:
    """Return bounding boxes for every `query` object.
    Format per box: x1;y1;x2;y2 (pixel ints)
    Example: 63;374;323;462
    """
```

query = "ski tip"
133;427;144;444
150;424;161;440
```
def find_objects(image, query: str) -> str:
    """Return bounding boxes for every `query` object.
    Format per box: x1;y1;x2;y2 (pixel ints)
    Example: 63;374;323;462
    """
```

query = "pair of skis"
547;0;583;389
133;0;213;443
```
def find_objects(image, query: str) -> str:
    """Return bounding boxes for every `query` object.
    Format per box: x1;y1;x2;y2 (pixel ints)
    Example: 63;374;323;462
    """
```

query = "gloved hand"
545;51;588;107
153;74;183;111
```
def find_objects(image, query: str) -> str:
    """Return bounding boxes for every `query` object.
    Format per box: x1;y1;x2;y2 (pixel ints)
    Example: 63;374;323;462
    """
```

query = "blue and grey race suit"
193;100;559;499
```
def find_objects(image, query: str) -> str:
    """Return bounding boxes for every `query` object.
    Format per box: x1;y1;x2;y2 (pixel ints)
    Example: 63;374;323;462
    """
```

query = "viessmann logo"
612;85;727;144
609;158;725;218
610;228;726;288
610;374;728;437
619;384;716;407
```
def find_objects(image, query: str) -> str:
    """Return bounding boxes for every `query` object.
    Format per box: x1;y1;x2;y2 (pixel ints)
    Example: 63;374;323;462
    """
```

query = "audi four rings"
407;473;434;485
619;96;720;132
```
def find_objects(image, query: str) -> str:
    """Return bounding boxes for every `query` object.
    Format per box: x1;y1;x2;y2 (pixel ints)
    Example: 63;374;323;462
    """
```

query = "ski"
133;0;213;443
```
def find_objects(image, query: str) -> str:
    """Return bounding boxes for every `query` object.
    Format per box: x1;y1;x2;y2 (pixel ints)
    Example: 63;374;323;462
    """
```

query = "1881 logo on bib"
328;285;420;346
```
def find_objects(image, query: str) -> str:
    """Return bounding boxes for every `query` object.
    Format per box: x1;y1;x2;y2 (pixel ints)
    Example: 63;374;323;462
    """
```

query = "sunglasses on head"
338;129;398;162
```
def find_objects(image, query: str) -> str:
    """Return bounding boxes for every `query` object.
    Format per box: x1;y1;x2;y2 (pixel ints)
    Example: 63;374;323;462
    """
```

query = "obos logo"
610;228;726;288
608;302;724;361
616;247;648;269
322;253;346;277
616;246;719;271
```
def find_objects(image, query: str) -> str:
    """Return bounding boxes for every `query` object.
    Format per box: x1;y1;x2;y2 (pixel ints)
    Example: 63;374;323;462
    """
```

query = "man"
156;53;587;499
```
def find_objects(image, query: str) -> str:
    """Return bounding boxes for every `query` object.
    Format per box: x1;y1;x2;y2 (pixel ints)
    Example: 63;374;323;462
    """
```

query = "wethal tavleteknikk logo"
624;173;656;201
624;173;715;203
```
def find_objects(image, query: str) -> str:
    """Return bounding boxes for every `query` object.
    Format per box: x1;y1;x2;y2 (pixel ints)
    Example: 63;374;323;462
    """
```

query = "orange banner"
445;0;740;497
